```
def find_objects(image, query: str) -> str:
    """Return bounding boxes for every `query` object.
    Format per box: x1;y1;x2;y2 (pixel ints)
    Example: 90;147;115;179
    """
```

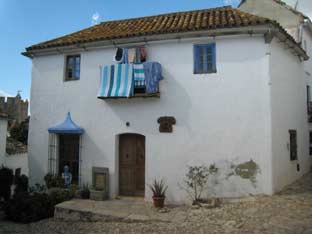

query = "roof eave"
22;24;308;60
22;25;271;57
275;31;309;60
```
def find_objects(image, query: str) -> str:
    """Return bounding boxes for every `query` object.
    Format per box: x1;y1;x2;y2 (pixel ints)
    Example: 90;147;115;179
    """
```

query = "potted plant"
80;184;90;199
149;179;168;208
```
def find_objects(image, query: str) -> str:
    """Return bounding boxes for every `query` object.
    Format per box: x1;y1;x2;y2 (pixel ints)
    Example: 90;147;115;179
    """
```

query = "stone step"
54;199;178;223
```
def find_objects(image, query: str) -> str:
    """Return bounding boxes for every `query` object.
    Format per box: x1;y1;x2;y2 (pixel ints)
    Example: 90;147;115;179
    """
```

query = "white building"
239;0;312;174
24;6;311;203
0;113;8;166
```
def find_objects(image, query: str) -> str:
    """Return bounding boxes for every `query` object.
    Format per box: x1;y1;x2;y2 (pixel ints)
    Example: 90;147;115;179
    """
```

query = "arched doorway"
119;133;145;196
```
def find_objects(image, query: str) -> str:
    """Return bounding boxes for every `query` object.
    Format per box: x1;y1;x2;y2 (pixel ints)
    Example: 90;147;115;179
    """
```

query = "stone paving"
1;173;312;234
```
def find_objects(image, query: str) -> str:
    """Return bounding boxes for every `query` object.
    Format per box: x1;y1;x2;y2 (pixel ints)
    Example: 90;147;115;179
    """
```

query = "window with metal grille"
309;132;312;156
289;130;298;161
194;43;216;74
65;55;80;81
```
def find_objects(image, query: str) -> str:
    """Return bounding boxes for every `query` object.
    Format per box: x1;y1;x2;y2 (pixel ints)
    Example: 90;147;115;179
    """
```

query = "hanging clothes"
134;48;141;63
127;48;136;63
143;62;163;94
133;64;145;88
114;48;123;63
121;48;128;64
140;47;147;62
98;64;134;98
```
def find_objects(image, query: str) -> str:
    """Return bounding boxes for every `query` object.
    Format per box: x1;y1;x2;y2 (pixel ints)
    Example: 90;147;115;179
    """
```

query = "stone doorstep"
54;200;172;223
54;206;167;223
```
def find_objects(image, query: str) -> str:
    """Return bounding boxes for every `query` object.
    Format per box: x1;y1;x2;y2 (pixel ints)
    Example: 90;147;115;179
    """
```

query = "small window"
307;86;311;113
65;55;80;81
310;132;312;156
289;130;298;161
194;43;216;74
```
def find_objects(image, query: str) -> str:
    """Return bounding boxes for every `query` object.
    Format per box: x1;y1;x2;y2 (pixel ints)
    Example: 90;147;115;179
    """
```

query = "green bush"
29;183;46;194
4;187;74;223
9;118;29;145
0;167;14;201
80;184;90;199
48;188;74;205
4;192;53;223
14;175;29;194
44;173;64;188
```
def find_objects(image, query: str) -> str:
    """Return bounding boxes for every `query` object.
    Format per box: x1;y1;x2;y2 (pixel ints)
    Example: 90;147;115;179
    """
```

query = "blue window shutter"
211;43;216;73
194;45;201;74
194;43;216;74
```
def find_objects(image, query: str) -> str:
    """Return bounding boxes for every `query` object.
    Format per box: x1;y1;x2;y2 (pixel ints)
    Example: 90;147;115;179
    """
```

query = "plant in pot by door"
149;179;168;208
80;184;90;199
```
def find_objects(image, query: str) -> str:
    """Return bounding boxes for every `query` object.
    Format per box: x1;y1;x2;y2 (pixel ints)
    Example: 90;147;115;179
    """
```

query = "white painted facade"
0;117;8;166
269;38;310;192
4;153;29;176
28;33;310;203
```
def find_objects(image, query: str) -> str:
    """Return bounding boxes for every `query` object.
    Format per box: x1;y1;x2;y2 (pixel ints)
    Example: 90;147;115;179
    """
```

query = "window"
310;132;312;156
307;86;311;113
289;130;298;161
65;55;80;81
194;43;216;74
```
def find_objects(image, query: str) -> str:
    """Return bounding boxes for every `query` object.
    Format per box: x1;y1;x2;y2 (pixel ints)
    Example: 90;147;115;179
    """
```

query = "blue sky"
0;0;240;100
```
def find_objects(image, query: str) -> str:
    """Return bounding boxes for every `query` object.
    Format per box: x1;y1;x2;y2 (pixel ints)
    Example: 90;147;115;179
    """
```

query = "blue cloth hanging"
143;62;163;94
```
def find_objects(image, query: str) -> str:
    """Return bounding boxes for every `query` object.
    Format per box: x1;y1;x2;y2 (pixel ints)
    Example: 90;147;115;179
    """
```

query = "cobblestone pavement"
1;173;312;234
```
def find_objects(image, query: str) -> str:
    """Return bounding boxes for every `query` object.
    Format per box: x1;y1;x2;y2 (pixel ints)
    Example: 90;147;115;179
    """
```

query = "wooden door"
59;134;80;183
119;134;145;196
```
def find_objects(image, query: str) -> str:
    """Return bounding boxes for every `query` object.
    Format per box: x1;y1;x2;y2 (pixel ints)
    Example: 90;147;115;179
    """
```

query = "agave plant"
149;179;168;197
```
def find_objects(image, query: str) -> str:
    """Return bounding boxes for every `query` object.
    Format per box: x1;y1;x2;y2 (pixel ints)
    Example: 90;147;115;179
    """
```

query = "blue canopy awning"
48;112;84;134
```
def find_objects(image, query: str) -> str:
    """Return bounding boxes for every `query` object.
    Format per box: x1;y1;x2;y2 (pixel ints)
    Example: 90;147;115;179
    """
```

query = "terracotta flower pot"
152;196;165;208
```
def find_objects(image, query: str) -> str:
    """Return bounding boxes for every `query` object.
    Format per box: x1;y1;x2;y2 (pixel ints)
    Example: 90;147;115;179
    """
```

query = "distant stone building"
0;93;28;123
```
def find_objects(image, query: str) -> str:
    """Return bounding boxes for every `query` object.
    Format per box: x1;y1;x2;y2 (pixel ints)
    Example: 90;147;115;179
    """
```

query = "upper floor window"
194;43;216;74
309;131;312;156
289;129;298;161
65;55;80;81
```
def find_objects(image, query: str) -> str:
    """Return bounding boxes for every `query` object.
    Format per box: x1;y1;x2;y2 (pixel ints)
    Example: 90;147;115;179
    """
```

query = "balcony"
97;62;162;100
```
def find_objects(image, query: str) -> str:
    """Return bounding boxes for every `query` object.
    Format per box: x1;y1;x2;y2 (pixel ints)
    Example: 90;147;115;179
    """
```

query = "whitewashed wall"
270;38;311;193
302;27;312;133
4;153;29;176
0;117;8;165
29;35;286;203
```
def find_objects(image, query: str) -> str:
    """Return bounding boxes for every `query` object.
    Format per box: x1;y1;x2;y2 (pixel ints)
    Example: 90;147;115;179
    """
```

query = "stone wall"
0;94;28;123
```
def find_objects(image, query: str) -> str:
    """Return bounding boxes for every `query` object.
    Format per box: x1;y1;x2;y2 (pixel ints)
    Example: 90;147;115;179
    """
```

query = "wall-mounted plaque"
157;116;176;133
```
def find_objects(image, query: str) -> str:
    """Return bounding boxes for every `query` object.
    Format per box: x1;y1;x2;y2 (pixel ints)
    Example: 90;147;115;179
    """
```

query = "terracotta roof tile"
26;6;274;51
24;6;308;60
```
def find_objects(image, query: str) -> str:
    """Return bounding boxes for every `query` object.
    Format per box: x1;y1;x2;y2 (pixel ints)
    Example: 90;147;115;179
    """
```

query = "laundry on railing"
98;60;163;98
115;47;148;64
143;62;163;94
133;64;145;88
98;64;134;98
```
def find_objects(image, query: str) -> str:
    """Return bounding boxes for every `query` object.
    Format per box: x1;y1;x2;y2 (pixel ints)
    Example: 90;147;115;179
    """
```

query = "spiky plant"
149;179;168;197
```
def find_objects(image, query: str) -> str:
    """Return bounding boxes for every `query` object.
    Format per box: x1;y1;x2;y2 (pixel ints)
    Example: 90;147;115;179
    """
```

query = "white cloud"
91;12;101;26
223;0;241;6
0;90;13;98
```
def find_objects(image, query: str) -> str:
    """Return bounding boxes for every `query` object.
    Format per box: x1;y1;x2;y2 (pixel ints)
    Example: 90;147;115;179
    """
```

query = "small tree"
9;118;29;145
183;166;210;203
14;175;29;195
0;167;14;201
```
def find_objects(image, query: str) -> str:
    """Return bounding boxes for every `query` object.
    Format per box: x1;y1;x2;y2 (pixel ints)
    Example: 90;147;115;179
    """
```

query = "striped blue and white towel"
98;64;134;98
133;64;145;88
